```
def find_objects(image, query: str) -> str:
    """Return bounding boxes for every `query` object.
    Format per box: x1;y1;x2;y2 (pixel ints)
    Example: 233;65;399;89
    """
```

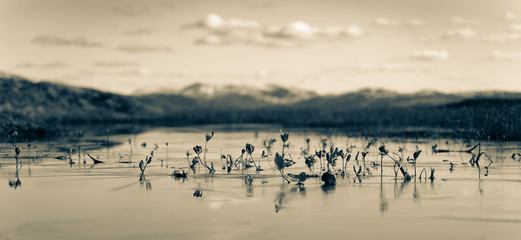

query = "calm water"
1;125;521;240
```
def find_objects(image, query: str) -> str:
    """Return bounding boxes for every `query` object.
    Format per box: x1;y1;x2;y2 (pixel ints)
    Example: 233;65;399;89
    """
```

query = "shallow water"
1;125;521;240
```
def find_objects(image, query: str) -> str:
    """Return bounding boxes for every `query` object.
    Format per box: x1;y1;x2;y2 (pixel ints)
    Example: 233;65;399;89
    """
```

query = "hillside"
1;73;521;140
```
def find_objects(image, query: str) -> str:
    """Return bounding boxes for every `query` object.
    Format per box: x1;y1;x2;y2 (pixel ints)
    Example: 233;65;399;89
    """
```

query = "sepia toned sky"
1;0;521;94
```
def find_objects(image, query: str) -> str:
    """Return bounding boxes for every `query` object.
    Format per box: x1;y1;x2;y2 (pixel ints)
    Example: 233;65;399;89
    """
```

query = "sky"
1;0;521;95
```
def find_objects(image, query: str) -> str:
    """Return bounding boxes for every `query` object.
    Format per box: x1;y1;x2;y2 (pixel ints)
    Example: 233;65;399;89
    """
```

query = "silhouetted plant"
274;152;294;183
139;152;153;180
379;144;411;181
245;143;261;171
1;131;17;151
304;155;316;171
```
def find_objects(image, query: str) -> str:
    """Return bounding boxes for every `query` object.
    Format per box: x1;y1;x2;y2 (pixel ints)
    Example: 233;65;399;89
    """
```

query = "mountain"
2;72;521;140
136;82;318;106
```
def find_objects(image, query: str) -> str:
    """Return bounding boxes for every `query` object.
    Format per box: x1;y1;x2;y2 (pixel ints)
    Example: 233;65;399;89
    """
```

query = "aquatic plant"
245;143;261;171
304;155;316;171
379;144;411;181
274;152;294;183
288;172;308;185
280;130;289;155
172;169;187;178
192;132;216;173
192;132;215;173
315;150;326;171
0;131;17;151
263;138;276;155
139;153;153;178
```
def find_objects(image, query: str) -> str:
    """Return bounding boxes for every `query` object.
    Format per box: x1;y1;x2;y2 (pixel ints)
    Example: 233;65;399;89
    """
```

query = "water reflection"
9;158;22;189
274;184;306;213
380;174;388;214
139;174;152;191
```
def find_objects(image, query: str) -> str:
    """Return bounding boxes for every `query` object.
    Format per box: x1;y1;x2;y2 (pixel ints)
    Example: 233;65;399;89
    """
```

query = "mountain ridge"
2;72;521;140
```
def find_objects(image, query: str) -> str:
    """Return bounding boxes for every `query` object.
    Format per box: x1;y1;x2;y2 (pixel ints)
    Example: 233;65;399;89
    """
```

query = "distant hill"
1;72;521;140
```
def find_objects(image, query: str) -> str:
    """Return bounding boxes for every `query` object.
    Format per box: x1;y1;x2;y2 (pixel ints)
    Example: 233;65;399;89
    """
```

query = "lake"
1;125;521;240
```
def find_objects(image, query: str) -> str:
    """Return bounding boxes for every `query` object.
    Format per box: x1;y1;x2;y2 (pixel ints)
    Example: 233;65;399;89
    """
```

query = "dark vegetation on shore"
1;73;520;140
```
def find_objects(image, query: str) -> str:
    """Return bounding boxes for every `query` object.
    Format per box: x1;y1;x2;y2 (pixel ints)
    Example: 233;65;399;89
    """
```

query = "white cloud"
410;50;449;61
200;13;261;32
492;50;521;60
116;44;173;53
503;12;520;21
509;24;521;32
374;18;424;28
485;33;521;44
31;35;102;47
16;61;68;69
191;13;363;47
444;28;477;40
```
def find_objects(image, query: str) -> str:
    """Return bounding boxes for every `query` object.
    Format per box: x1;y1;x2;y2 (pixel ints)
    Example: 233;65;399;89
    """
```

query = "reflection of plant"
193;189;203;197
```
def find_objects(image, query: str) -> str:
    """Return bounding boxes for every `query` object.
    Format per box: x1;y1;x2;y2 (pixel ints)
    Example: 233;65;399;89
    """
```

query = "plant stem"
279;170;290;183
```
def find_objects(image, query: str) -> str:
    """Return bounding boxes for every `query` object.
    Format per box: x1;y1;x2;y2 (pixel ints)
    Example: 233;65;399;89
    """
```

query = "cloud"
484;33;521;44
31;35;102;47
374;18;424;28
199;13;261;32
322;64;430;75
123;28;155;36
444;28;477;40
112;4;149;17
116;44;173;53
410;50;449;61
93;61;140;67
503;12;520;21
191;13;363;47
491;50;521;60
16;61;68;69
509;24;521;32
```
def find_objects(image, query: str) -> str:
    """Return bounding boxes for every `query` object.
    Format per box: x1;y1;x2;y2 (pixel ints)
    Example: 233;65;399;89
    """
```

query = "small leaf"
139;160;144;171
246;143;254;154
206;131;214;141
274;152;285;170
413;150;422;160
